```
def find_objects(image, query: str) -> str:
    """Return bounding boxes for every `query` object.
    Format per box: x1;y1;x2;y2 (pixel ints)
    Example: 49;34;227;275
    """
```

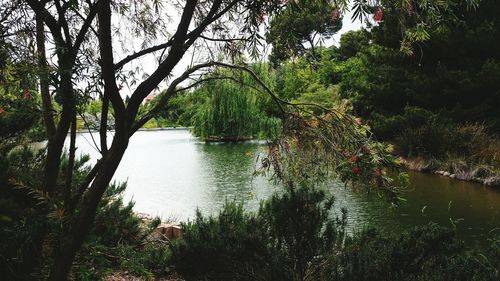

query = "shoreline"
403;157;500;187
75;126;194;134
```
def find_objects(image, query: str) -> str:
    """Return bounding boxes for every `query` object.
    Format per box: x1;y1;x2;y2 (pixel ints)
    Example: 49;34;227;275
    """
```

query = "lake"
70;129;500;247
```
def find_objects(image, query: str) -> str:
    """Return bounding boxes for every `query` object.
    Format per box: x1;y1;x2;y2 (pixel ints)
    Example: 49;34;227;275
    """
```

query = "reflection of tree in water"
197;142;269;205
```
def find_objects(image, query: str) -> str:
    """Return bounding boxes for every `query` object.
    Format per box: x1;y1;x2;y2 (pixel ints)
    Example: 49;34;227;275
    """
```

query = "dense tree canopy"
0;0;493;280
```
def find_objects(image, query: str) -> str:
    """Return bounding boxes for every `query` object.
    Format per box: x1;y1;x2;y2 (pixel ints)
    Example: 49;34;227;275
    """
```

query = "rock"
450;174;456;179
443;172;451;177
154;223;183;240
171;225;182;239
483;176;500;186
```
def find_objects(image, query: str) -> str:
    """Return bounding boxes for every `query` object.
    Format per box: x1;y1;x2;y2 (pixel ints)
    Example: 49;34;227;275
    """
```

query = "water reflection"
196;143;276;212
68;129;500;246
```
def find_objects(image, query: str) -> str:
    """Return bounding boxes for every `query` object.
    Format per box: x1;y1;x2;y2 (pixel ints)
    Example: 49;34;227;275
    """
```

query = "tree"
190;64;281;141
266;0;344;64
2;0;481;280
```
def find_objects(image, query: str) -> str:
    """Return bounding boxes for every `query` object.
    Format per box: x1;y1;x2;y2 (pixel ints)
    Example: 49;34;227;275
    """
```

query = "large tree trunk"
48;135;129;281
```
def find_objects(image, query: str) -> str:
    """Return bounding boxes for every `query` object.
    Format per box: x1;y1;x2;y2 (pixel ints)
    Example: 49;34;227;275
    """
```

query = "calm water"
69;130;500;246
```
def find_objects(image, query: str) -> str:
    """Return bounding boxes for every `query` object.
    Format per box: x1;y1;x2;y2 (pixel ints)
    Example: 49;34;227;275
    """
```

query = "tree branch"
99;94;109;155
25;0;66;49
130;60;288;134
125;0;199;126
199;34;249;42
54;0;72;47
63;112;77;210
36;12;56;138
72;0;99;56
97;0;126;133
114;39;174;70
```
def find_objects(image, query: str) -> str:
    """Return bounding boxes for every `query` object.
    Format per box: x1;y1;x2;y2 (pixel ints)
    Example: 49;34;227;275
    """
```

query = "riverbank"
403;157;500;187
75;127;194;134
106;272;184;281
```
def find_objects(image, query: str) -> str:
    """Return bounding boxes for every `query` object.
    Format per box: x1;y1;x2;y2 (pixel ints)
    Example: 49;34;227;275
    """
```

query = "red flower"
349;155;359;163
0;108;5;114
373;8;384;23
331;8;341;21
23;89;32;99
352;166;361;175
374;168;382;177
372;178;381;188
284;142;291;151
255;13;266;24
268;146;277;154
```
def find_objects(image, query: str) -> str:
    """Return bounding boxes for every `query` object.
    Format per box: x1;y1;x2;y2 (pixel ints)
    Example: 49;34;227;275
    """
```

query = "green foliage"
0;149;172;280
172;187;499;281
191;66;281;141
171;202;275;281
266;0;343;64
259;187;345;281
334;224;499;281
171;186;346;281
0;74;43;144
266;0;500;181
396;122;500;176
337;0;500;133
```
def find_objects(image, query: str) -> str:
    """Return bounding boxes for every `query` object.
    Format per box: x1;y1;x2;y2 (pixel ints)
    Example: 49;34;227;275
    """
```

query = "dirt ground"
105;271;185;281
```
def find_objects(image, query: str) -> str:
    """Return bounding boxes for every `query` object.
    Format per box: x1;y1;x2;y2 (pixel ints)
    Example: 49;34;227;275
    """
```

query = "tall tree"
1;0;481;279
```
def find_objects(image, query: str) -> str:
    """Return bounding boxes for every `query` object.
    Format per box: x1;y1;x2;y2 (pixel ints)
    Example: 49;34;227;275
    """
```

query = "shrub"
171;186;348;281
395;122;500;175
171;188;499;281
333;224;499;281
0;152;171;280
171;201;279;281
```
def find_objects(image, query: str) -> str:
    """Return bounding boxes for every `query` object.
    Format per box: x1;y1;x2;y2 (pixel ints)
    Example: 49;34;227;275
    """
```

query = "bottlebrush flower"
255;13;266;24
352;166;361;175
331;8;341;21
0;108;5;114
284;141;291;151
268;146;278;154
349;155;359;163
373;8;384;23
23;89;32;99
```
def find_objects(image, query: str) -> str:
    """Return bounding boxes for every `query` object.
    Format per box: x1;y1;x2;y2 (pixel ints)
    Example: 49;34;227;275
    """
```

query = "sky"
114;4;364;98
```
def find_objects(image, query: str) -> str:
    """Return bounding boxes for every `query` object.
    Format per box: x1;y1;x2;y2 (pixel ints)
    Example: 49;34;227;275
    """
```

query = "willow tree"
191;64;281;141
2;0;481;280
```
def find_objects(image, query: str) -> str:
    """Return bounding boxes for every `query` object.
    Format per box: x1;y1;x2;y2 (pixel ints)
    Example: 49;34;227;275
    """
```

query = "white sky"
113;4;364;98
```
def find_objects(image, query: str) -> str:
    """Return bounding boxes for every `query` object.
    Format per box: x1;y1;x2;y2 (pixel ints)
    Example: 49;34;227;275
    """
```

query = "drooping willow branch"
130;60;360;134
124;58;402;201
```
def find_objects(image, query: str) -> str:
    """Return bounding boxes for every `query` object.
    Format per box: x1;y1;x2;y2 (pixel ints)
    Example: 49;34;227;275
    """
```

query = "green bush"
171;186;347;281
334;225;499;281
370;106;436;140
171;188;499;281
395;121;500;173
171;201;279;281
0;151;171;280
